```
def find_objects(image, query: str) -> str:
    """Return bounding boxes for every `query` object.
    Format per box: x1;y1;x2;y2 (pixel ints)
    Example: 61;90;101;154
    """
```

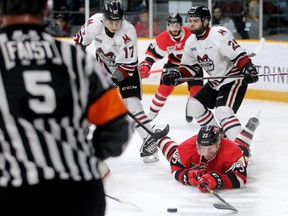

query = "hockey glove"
161;68;182;86
111;77;118;88
187;169;204;186
243;62;258;84
197;172;223;192
139;60;153;78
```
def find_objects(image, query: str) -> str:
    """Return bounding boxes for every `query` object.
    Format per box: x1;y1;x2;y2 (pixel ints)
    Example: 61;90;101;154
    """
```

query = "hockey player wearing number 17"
162;6;259;140
74;0;160;163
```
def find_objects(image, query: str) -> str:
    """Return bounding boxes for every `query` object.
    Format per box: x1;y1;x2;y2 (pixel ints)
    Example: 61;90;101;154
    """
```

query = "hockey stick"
147;38;265;75
127;110;170;139
192;167;237;211
105;194;142;211
203;184;238;211
248;37;265;57
176;72;288;82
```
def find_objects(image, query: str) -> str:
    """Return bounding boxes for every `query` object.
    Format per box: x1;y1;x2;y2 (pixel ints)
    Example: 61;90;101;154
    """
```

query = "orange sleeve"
87;88;127;126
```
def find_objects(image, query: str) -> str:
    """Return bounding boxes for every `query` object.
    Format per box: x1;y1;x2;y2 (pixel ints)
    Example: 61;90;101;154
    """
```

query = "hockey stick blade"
248;37;265;57
105;194;142;211
204;184;238;212
213;203;238;211
150;124;170;139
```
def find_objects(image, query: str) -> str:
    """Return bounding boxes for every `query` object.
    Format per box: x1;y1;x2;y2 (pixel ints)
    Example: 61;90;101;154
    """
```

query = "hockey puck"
167;208;177;213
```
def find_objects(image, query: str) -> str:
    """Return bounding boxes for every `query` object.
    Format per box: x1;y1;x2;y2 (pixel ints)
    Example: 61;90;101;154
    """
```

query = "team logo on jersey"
96;48;117;67
190;162;207;171
197;54;214;72
122;34;131;44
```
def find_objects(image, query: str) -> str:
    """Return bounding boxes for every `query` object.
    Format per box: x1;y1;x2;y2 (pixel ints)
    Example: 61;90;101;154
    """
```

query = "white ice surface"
104;94;288;216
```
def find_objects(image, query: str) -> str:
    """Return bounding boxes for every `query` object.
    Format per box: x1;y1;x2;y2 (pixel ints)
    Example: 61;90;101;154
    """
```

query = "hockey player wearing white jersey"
139;13;203;122
74;0;159;163
162;6;259;140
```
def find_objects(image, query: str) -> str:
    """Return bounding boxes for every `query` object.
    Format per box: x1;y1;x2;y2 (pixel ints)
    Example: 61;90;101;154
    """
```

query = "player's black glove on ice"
161;68;182;86
243;62;258;84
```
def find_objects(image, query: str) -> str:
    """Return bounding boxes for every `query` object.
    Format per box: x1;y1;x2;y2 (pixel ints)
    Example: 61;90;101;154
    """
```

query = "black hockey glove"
243;62;258;84
111;77;118;88
161;68;182;86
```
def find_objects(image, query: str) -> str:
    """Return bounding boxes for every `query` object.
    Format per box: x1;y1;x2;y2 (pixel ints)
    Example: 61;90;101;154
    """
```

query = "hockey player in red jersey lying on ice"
157;116;259;192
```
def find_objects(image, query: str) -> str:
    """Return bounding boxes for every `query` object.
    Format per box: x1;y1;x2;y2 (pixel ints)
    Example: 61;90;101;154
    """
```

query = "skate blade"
142;153;159;163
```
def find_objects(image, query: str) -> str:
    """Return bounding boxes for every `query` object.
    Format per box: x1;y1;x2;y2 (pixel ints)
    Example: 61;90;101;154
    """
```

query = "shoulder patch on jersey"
218;29;227;36
122;34;131;44
87;19;93;26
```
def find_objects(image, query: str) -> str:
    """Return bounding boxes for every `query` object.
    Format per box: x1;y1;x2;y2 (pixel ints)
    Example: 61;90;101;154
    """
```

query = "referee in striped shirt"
0;0;133;215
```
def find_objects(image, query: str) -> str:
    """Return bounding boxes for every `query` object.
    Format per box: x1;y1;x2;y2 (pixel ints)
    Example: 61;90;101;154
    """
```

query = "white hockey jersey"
181;26;249;89
74;13;138;77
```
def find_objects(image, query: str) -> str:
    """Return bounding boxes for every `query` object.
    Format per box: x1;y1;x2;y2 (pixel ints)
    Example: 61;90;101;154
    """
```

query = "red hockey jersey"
144;26;192;65
170;136;247;189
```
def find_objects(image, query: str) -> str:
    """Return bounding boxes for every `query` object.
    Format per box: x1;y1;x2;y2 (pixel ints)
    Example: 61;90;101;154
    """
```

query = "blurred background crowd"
45;0;288;41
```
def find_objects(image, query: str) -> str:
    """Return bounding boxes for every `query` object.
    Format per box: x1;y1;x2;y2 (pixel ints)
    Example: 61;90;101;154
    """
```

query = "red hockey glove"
197;172;223;192
187;169;204;186
139;60;153;78
161;68;182;86
242;62;258;84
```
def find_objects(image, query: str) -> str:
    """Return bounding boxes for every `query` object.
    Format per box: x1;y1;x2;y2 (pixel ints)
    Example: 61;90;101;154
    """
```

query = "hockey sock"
219;115;242;141
158;136;178;162
149;84;174;115
194;109;218;126
215;106;241;141
124;97;153;140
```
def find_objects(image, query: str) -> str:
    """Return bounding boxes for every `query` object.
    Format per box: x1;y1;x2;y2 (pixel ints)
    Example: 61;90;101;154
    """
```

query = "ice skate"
140;133;159;163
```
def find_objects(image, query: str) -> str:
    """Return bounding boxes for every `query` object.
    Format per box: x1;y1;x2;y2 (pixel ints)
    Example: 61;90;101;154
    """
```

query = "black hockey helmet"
167;13;183;25
197;125;220;146
187;5;211;21
103;0;124;21
0;0;47;15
